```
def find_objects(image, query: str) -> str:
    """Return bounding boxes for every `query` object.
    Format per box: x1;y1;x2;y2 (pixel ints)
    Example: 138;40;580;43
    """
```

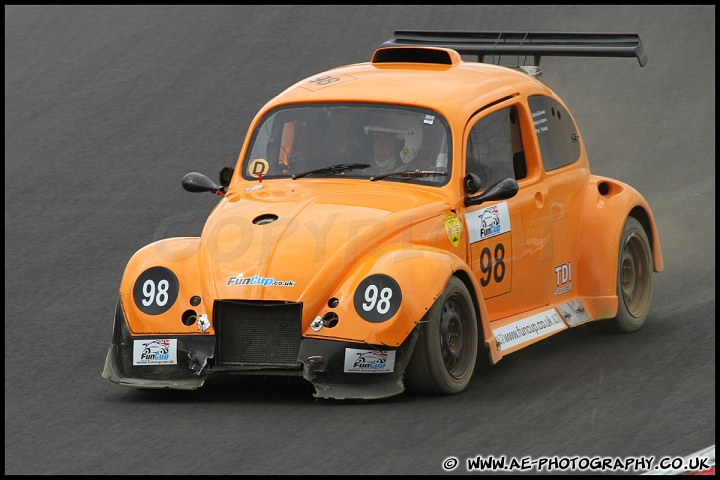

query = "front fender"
577;176;663;318
119;237;213;335
304;245;478;347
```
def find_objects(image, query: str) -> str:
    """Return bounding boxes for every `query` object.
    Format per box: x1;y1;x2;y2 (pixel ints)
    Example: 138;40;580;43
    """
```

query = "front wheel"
592;216;654;333
405;277;478;395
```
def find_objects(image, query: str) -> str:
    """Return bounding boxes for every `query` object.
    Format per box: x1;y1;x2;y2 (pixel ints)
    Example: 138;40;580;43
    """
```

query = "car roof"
268;49;543;123
262;31;647;123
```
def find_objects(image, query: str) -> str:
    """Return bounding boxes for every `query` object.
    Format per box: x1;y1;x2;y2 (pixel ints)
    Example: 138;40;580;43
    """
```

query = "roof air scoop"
371;47;462;66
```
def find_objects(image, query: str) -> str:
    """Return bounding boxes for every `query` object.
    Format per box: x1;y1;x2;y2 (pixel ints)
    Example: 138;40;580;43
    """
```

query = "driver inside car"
364;113;424;174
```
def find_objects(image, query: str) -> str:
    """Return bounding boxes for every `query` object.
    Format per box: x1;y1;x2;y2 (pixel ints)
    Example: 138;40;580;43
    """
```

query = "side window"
527;95;581;171
466;106;526;189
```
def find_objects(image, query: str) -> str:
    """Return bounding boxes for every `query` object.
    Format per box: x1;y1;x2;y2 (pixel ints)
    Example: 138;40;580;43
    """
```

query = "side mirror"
219;166;234;187
182;172;225;194
464;178;519;207
464;172;483;194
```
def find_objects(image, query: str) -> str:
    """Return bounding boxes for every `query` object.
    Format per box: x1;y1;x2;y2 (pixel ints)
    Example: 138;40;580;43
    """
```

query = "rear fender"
577;177;663;318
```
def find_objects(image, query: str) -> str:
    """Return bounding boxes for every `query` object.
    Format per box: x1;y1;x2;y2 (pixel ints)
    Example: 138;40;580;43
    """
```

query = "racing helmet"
364;113;423;164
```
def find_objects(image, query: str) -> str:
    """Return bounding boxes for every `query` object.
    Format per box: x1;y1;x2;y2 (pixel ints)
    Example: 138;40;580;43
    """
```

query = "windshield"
242;103;452;186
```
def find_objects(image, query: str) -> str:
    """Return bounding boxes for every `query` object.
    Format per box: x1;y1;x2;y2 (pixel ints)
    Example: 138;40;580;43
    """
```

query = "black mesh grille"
214;300;302;368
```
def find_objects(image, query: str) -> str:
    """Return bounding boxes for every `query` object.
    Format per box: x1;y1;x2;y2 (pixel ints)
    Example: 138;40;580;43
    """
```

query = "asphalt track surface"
5;5;715;475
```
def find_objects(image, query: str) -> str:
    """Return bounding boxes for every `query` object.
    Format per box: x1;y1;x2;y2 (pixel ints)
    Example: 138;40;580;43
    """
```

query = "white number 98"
141;279;169;307
362;284;392;314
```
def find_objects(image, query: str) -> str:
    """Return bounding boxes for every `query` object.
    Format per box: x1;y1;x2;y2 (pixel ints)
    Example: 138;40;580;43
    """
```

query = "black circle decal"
132;266;179;315
353;274;402;323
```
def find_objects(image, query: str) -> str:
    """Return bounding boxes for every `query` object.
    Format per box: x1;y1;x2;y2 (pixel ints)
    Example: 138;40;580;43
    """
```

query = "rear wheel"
405;277;478;394
591;216;653;333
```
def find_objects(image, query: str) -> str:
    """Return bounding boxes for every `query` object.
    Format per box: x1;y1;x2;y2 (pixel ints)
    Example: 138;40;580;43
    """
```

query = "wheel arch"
450;269;500;365
309;246;467;346
119;237;206;334
628;205;663;273
577;177;663;304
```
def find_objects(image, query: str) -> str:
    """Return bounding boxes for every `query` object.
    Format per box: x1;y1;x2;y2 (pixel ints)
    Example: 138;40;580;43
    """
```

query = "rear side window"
527;95;580;171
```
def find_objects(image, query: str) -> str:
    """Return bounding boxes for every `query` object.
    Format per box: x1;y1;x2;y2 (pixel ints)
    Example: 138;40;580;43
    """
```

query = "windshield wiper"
292;163;371;180
369;170;448;182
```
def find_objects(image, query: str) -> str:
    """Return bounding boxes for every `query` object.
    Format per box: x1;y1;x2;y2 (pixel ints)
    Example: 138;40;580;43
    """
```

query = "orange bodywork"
106;38;662;398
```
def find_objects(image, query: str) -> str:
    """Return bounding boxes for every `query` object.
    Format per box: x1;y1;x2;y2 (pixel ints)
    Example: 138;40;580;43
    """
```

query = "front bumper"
102;300;418;400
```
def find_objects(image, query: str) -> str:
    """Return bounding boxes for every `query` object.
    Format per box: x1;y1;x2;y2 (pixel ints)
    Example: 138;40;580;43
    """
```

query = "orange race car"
102;31;663;400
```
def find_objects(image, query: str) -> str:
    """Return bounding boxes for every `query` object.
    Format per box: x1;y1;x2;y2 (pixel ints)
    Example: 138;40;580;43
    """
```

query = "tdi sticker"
444;214;462;247
132;266;179;315
353;274;402;323
554;261;572;296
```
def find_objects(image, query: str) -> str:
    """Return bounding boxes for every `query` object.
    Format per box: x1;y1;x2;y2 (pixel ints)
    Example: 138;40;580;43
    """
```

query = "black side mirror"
182;172;225;194
464;178;519;207
464;172;483;194
219;166;234;187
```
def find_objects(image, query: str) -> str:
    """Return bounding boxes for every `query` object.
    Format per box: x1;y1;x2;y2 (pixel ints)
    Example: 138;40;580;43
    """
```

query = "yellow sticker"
248;158;269;177
444;214;461;247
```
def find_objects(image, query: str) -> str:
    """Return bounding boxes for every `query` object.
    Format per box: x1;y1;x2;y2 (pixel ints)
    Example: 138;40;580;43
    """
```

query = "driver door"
463;103;552;320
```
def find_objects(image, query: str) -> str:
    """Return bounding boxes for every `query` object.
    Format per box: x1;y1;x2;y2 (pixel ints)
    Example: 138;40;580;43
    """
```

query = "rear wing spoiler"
378;30;648;68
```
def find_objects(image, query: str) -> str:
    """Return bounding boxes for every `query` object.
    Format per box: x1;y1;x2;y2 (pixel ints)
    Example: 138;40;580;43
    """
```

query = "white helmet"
364;113;423;164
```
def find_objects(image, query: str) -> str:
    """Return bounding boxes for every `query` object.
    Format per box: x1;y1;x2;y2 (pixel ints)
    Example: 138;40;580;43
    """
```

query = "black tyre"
405;277;478;395
591;216;654;333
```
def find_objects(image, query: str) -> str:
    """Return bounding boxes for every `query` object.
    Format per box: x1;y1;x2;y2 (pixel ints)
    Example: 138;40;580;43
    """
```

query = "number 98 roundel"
132;267;179;315
353;274;402;323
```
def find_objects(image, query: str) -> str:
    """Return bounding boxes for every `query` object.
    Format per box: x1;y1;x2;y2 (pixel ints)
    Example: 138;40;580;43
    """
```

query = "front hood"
198;179;450;302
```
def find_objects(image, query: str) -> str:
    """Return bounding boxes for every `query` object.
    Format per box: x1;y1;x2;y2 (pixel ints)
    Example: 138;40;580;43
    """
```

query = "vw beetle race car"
103;31;663;400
